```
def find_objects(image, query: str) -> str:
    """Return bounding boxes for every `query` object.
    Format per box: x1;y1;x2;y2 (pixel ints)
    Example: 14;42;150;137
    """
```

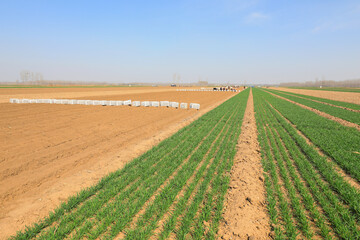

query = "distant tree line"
280;79;360;88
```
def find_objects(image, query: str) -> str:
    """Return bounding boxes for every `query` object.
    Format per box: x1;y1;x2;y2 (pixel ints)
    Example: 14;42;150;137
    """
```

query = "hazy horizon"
1;0;360;84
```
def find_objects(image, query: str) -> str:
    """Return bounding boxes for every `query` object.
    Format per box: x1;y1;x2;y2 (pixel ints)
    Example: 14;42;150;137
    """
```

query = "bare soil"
0;87;235;239
219;89;271;239
270;87;360;105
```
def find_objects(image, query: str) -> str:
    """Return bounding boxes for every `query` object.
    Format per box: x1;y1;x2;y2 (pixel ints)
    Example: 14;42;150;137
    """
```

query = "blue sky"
1;0;360;84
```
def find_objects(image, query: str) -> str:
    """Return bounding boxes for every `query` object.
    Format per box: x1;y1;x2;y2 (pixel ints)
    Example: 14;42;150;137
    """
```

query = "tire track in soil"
219;89;271;239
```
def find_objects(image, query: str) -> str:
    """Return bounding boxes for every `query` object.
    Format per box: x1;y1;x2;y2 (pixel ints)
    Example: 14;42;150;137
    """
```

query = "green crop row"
257;89;360;182
287;87;360;93
11;89;250;239
269;89;360;111
264;89;360;125
253;88;360;239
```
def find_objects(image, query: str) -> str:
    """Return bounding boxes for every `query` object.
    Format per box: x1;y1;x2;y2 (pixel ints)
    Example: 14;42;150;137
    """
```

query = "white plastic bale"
100;100;109;106
124;100;132;106
190;103;200;110
132;101;140;107
180;103;187;109
61;99;70;104
160;101;169;107
109;101;116;106
151;101;159;107
116;101;124;106
93;100;101;105
9;98;16;103
170;102;179;108
69;100;77;104
21;99;30;103
29;99;37;104
141;101;150;107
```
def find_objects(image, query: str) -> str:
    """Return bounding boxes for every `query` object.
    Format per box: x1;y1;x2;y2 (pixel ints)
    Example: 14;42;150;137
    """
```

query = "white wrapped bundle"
109;101;117;106
124;100;132;106
132;101;140;107
116;101;124;106
93;100;101;105
21;99;30;103
151;101;159;107
170;102;179;108
100;100;109;106
160;101;169;107
180;103;187;109
190;103;200;110
29;99;37;104
141;101;150;107
69;100;77;105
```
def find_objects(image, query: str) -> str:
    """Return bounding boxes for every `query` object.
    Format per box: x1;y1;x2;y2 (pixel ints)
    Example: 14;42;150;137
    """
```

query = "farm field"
0;86;237;239
263;89;360;126
0;86;186;104
287;87;360;93
254;88;360;239
2;86;360;239
269;87;360;104
8;89;250;239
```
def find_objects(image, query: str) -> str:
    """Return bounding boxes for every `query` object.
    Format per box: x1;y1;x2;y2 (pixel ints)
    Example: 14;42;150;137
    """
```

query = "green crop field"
254;88;360;239
264;89;360;125
287;87;360;93
266;89;360;111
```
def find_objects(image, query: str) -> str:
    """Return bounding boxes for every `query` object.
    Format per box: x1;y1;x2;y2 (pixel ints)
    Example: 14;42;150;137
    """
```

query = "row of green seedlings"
12;89;249;239
270;89;360;111
257;89;360;183
125;90;248;239
288;87;360;93
253;88;360;239
264;89;360;125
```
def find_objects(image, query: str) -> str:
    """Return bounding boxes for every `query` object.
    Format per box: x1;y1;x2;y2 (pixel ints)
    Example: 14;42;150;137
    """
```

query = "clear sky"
1;0;360;84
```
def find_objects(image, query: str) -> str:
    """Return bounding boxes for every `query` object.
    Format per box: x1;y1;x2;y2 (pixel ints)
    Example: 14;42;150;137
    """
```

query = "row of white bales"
9;98;200;110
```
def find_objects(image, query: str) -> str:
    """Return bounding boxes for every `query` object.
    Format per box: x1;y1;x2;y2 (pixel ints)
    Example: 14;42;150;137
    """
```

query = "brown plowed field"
0;87;235;239
269;87;360;104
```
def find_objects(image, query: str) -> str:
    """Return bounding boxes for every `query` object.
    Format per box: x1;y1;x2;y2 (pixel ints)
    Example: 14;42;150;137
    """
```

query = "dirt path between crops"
219;89;271;239
0;89;237;240
267;91;360;131
269;87;360;105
